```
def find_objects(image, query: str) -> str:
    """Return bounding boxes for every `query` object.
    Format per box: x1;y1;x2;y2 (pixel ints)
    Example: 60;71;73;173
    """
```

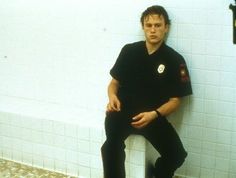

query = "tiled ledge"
0;111;188;178
0;111;146;178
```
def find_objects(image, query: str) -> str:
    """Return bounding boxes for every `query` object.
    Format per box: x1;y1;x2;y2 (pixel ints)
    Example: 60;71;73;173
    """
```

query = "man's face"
142;14;169;45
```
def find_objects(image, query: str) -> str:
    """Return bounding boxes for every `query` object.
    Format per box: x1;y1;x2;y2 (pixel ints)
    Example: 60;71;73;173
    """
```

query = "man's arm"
131;97;181;128
106;78;121;112
155;97;180;117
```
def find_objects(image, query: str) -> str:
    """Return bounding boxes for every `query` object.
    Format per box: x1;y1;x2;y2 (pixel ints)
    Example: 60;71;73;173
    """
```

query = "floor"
0;158;183;178
0;159;76;178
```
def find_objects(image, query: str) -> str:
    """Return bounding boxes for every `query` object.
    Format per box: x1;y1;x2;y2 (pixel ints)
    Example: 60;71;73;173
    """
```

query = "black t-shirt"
110;41;192;112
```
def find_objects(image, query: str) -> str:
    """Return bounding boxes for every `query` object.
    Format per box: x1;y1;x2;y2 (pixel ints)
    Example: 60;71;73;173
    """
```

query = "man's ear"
141;23;144;30
165;24;170;33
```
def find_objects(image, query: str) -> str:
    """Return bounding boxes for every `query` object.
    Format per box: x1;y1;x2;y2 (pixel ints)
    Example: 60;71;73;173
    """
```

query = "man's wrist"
109;94;117;100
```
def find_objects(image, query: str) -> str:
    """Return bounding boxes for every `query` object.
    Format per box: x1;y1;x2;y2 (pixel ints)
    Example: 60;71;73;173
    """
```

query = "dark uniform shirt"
110;41;192;113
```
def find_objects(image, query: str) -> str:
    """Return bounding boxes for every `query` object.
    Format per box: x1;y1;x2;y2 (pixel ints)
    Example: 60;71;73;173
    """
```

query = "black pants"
101;111;187;178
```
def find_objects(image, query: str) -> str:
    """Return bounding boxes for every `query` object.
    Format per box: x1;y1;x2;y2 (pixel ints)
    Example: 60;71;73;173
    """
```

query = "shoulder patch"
180;64;190;82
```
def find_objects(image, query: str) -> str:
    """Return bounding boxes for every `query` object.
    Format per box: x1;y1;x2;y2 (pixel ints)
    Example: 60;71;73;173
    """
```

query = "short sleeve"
169;59;193;98
110;45;129;82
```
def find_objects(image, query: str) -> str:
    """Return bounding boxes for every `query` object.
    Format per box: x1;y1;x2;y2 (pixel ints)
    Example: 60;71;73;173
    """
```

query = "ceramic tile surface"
0;159;76;178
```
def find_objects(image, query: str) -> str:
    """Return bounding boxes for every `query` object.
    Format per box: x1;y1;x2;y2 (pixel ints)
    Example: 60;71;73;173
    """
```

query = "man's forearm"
108;78;120;99
156;97;181;117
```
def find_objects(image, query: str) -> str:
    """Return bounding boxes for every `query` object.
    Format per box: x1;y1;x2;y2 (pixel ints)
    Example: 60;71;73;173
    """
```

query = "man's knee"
154;152;187;178
101;142;107;156
101;141;112;157
174;151;187;168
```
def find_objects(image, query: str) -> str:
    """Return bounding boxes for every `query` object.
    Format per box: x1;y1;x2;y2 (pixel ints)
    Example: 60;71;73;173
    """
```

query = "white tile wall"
0;0;236;177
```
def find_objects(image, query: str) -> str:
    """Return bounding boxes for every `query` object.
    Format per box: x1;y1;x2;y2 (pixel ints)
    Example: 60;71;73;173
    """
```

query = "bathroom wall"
0;0;236;177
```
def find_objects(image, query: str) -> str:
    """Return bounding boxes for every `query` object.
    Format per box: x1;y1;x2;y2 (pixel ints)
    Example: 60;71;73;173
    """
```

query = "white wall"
0;0;163;122
0;0;236;177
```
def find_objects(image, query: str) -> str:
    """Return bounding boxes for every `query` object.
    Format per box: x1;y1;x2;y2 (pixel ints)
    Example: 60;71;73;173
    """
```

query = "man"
101;5;192;178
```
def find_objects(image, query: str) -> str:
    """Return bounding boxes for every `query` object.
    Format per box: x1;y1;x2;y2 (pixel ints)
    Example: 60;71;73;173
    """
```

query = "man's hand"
131;111;157;129
106;95;121;112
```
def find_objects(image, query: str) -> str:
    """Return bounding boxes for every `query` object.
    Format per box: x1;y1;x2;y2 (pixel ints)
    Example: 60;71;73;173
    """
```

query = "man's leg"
101;112;131;178
142;117;187;178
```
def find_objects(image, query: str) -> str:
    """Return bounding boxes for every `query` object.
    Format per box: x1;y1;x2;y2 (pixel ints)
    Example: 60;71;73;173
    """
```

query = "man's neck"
146;41;163;55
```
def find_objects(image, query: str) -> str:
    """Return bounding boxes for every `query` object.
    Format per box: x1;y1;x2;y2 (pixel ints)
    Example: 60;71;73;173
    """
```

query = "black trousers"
101;111;187;178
